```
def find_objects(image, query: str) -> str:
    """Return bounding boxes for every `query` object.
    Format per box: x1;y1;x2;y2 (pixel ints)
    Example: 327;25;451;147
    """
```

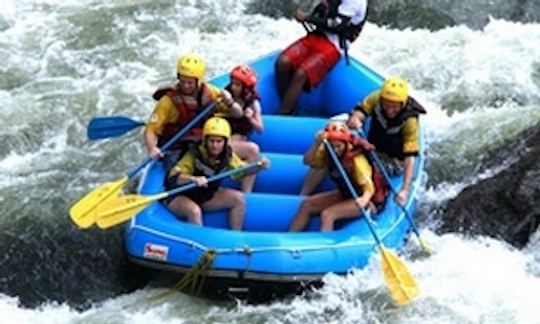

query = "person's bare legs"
278;68;307;115
289;190;342;232
320;199;363;232
275;54;293;101
231;137;260;192
203;188;245;230
300;167;326;196
167;195;203;225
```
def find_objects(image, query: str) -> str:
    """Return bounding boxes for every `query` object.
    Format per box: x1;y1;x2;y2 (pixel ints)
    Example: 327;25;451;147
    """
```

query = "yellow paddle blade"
381;247;420;306
95;192;166;229
69;176;127;229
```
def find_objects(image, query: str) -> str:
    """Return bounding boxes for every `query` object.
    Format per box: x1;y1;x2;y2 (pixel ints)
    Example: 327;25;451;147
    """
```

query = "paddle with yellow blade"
95;160;265;229
69;101;218;229
356;129;433;255
323;139;420;306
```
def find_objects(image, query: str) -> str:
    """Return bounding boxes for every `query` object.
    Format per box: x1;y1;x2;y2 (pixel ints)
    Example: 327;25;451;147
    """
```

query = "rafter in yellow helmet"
381;76;409;103
203;117;231;140
177;53;206;81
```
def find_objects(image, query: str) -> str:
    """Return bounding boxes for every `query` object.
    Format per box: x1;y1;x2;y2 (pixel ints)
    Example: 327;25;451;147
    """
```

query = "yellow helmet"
176;53;206;81
202;117;231;140
380;76;409;103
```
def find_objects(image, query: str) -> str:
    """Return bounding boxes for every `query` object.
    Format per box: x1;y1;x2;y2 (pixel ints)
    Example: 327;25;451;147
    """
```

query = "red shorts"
281;33;341;89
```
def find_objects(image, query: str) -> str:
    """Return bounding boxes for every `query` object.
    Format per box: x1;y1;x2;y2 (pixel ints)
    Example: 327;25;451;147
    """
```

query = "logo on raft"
143;243;169;261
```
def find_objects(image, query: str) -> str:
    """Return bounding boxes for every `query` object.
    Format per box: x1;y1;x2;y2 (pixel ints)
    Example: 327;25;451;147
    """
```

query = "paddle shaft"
126;101;217;179
165;161;261;199
356;129;424;241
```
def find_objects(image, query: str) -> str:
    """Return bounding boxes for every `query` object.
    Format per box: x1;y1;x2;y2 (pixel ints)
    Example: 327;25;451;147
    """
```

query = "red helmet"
230;64;257;89
324;121;351;143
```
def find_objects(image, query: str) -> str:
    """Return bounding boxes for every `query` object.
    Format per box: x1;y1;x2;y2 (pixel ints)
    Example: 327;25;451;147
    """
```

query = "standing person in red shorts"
275;0;368;115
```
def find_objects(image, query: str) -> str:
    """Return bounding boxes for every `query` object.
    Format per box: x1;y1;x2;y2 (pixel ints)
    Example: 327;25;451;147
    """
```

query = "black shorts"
164;176;216;206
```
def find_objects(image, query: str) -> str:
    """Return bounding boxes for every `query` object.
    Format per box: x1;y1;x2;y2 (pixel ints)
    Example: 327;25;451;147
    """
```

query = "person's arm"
303;131;325;166
347;108;366;130
395;156;415;206
219;89;243;118
169;152;208;187
351;154;374;208
144;97;176;159
246;100;263;133
296;4;353;35
303;0;367;32
229;152;269;181
144;129;162;159
347;91;379;129
395;117;420;205
176;173;208;187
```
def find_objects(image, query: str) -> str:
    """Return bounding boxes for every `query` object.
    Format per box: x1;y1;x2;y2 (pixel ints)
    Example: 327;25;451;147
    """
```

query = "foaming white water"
0;294;80;324
211;233;540;324
412;234;540;324
42;233;540;324
353;19;540;107
1;234;539;323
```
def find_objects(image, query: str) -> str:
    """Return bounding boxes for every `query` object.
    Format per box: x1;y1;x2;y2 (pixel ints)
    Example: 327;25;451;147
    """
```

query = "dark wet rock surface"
439;126;540;248
246;0;540;30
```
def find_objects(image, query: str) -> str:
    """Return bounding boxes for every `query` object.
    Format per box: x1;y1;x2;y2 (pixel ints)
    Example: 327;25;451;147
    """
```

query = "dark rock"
245;0;540;31
439;126;540;248
0;214;151;309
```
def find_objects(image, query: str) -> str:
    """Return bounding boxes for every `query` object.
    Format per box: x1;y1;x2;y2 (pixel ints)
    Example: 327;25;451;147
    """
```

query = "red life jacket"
152;83;214;146
350;136;389;206
327;149;362;197
371;165;389;206
223;84;260;136
328;138;389;206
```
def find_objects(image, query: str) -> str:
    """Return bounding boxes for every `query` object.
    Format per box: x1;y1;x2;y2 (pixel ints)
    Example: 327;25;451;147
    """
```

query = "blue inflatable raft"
125;51;424;299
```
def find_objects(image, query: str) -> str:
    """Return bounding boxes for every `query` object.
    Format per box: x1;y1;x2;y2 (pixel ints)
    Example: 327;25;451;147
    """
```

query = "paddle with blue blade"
69;101;217;229
323;139;420;306
95;160;265;229
357;129;433;255
87;116;145;140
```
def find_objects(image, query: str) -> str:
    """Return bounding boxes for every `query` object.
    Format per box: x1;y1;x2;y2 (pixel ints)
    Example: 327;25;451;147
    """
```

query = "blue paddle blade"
87;116;145;140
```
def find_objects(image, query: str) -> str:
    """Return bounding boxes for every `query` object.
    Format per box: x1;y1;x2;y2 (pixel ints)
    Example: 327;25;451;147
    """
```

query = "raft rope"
132;223;396;255
171;249;216;296
125;249;216;309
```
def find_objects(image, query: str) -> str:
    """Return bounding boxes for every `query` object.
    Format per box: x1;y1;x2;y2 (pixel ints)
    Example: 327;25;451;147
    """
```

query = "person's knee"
320;209;335;226
232;191;245;207
229;191;245;230
276;55;291;71
246;142;260;160
293;68;307;82
299;197;317;212
185;205;203;225
167;197;182;213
